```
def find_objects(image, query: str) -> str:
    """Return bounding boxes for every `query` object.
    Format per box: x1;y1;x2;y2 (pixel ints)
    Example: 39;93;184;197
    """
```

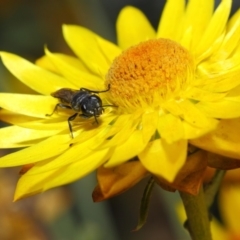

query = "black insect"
47;84;111;138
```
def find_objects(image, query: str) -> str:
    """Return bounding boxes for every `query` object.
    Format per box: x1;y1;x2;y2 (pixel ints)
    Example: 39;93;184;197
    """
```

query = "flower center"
106;38;194;109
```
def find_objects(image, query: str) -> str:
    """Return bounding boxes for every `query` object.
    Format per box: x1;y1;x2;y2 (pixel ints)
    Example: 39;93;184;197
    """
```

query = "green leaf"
134;177;155;231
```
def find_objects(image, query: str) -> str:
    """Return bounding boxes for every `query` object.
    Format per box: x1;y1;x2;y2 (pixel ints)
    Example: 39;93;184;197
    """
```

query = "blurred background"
0;0;240;239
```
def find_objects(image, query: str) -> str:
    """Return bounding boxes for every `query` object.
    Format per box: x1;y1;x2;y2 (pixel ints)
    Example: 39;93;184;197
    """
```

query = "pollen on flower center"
106;38;194;109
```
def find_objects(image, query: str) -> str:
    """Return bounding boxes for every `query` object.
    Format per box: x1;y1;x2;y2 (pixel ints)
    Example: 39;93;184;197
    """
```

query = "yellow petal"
179;26;193;50
14;166;55;200
198;50;240;74
139;138;187;182
212;9;240;60
190;118;240;159
195;0;231;58
116;6;156;50
181;86;226;101
0;52;75;95
44;48;104;89
183;119;218;139
0;93;58;118
194;71;240;92
157;0;185;40
164;99;213;128
98;114;137;148
219;186;240;235
183;0;214;50
77;114;131;149
70;115;116;145
196;99;240;118
105;130;147;167
101;124;136;148
28;135;106;174
0;134;70;167
0;109;67;131
96;35;121;63
35;54;58;73
37;52;92;73
72;125;105;144
141;111;158;143
22;119;68;131
62;25;110;76
226;84;240;101
157;114;184;143
0;109;39;124
0;125;60;148
14;147;110;200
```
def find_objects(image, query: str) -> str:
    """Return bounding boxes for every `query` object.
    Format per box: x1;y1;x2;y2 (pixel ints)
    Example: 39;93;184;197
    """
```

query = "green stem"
180;186;212;240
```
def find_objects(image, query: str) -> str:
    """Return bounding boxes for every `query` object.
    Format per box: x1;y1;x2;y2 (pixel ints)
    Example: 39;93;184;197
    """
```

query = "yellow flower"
0;0;240;200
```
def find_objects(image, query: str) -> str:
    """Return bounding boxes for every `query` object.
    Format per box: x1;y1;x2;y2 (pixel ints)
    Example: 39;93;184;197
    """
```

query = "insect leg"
93;111;99;124
46;103;72;117
79;113;99;124
80;84;110;94
68;113;78;138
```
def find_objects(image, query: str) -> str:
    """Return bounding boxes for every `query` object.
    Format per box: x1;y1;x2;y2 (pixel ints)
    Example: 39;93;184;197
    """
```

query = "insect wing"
51;88;78;104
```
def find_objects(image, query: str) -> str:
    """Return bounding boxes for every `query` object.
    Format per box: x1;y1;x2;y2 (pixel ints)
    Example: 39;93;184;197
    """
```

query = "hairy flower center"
106;38;194;109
